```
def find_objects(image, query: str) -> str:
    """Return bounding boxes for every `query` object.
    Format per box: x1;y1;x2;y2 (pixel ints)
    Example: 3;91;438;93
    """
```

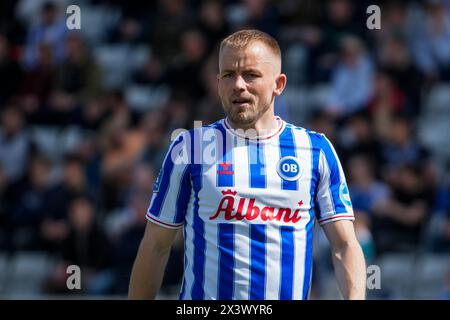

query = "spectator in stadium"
123;163;157;208
442;268;450;299
20;42;56;125
197;0;230;55
433;204;450;252
347;154;389;223
339;110;383;167
110;192;153;294
165;29;208;103
380;114;436;188
131;54;165;86
305;0;364;83
40;154;96;253
413;1;450;81
99;107;146;212
325;35;374;119
43;196;114;294
371;163;434;255
48;32;103;126
369;70;406;113
377;36;424;114
80;96;109;132
136;111;168;170
23;1;67;70
236;0;281;38
8;154;53;251
150;0;194;65
195;52;226;124
0;34;23;106
0;106;31;184
0;164;8;250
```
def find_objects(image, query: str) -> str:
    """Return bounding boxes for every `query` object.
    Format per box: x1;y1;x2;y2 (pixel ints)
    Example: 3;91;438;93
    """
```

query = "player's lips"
231;97;252;106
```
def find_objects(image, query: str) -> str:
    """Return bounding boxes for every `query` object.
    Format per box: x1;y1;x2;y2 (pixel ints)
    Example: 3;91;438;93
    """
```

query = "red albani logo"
210;189;304;223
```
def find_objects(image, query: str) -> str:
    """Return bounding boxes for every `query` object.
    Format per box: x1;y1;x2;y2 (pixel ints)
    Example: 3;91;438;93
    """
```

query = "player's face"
218;42;285;126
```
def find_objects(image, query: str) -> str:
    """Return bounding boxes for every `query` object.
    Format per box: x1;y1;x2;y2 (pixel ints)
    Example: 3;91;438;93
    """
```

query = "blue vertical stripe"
279;225;295;300
149;134;185;217
302;218;314;300
303;131;321;299
218;224;235;299
278;126;298;190
249;224;266;299
190;130;205;300
248;141;266;189
308;133;323;220
321;136;346;213
174;166;191;224
216;124;234;187
179;224;187;299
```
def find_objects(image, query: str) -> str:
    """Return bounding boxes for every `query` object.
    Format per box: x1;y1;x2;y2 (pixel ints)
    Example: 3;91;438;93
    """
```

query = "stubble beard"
223;100;271;126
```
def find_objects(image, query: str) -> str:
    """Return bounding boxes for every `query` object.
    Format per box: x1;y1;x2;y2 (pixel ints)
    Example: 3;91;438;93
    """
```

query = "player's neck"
226;110;280;138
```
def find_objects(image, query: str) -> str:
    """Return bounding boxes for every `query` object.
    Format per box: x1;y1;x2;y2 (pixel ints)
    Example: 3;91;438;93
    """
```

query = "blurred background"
0;0;449;299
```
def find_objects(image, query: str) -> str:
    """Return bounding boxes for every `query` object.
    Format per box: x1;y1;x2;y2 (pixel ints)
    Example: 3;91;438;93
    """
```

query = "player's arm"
128;220;179;299
322;220;366;300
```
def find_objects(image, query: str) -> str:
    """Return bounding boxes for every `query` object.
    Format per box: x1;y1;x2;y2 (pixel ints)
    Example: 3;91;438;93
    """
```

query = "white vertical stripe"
265;223;282;299
324;135;346;182
292;128;312;197
182;200;195;299
228;137;251;299
318;151;337;216
201;131;220;299
159;163;189;223
292;128;314;299
202;213;219;299
264;141;283;190
233;222;251;299
292;223;307;299
233;136;250;189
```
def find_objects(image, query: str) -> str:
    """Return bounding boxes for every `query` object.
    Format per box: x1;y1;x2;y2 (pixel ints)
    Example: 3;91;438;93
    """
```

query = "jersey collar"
222;116;285;141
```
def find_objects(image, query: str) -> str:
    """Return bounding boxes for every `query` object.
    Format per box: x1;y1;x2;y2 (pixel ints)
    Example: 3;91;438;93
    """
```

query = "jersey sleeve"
146;132;192;229
314;134;354;226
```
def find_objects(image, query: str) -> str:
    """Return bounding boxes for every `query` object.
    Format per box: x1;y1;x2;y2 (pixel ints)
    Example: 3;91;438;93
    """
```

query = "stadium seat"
78;5;121;44
414;254;450;299
375;253;418;299
0;254;9;296
424;84;450;114
3;252;56;298
125;84;170;113
278;86;312;125
94;45;151;89
30;126;85;162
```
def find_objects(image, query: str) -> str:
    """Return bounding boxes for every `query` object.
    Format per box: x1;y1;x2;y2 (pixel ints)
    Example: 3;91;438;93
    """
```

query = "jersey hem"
146;212;184;229
318;214;355;226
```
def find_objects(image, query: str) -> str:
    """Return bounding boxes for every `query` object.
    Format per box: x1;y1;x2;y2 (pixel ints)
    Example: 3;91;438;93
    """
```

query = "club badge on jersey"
276;156;303;181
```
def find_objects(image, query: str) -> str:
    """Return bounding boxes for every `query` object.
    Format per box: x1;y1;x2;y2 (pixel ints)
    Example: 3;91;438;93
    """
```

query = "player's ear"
274;73;287;96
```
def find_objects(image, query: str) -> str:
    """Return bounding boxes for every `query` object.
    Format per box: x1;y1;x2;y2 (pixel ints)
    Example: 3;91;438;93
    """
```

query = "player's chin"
229;110;256;125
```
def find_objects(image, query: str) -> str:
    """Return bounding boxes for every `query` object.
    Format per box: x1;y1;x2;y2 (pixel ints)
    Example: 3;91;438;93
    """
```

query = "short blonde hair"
220;29;281;60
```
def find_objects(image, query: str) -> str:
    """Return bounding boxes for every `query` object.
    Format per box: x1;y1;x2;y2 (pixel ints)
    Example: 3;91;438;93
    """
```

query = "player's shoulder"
283;121;328;143
187;119;224;135
172;120;223;140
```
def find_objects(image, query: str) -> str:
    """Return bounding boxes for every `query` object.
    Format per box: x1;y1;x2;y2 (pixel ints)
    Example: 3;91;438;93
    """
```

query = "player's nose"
232;75;246;92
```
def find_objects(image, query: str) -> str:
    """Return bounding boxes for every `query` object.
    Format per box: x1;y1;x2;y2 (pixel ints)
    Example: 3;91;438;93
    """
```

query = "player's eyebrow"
220;68;262;75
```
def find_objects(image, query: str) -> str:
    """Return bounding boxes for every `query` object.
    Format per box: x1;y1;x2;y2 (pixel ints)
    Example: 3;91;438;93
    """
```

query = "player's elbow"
330;236;362;259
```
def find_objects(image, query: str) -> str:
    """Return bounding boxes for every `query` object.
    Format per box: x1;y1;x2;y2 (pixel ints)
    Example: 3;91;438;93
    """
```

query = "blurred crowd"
0;0;450;298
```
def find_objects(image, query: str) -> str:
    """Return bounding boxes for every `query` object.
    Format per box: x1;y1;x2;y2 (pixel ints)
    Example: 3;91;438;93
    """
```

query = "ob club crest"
276;156;302;181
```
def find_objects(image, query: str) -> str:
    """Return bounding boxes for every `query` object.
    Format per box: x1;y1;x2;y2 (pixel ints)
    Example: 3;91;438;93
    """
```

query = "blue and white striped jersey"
147;117;354;300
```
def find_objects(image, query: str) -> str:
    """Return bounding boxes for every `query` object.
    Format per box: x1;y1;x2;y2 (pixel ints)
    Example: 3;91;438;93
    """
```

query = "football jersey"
147;116;354;300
